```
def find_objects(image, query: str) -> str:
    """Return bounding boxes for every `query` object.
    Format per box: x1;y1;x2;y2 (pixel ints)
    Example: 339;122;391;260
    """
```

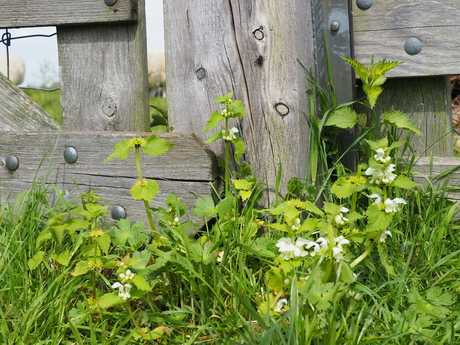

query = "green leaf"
230;99;246;118
239;190;252;201
305;280;336;311
193;197;217;217
331;176;365;199
97;292;124;309
383;110;422;135
366;204;393;231
214;92;233;104
204;130;223;144
364;84;383;109
142;135;175;157
130;179;159;202
132;275;151;291
324;107;358;129
377;242;396;276
203;111;225;134
96;233;111;255
232;179;254;191
28;251;46;270
71;260;89;276
104;140;131;162
266;266;287;293
389;175;420;189
233;136;246;162
50;250;71;266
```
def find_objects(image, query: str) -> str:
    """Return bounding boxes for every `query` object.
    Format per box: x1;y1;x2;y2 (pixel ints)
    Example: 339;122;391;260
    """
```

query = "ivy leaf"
233;136;245;162
389;175;420;189
28;251;46;270
142;135;175;157
383;110;422;135
366;204;393;231
71;260;89;276
203;111;225;134
50;250;71;266
130;179;159;202
324;107;358;129
104;140;131;163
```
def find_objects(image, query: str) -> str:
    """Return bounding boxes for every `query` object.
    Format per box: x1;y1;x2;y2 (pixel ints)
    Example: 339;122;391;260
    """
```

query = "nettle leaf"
377;242;396;276
130;179;159;202
132;275;151;291
97;292;124;309
390;175;420;189
233;136;245;162
28;251;46;270
364;84;383;109
232;179;254;191
331;176;366;199
325;107;358;129
203;111;225;134
193;197;217;218
104;140;131;163
142;135;175;157
383;110;422;135
50;250;71;266
239;190;252;201
96;233;111;255
266;266;287;293
65;218;91;235
301;200;324;216
71;260;89;276
230;99;246;118
204;130;223;144
214;92;233;104
366;204;393;231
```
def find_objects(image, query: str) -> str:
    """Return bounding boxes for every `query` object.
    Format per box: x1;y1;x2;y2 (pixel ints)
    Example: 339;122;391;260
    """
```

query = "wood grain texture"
357;77;453;157
0;72;60;131
164;0;314;203
352;0;460;77
57;0;149;132
0;0;137;28
0;132;217;226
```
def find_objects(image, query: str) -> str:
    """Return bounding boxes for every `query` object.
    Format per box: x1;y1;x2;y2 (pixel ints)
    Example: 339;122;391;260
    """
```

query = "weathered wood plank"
0;72;60;131
357;77;453;157
164;0;314;203
0;132;217;226
0;0;137;28
57;0;149;132
352;0;460;77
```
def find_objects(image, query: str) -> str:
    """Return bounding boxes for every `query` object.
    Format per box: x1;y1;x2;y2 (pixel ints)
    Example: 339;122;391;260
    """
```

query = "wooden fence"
1;0;459;227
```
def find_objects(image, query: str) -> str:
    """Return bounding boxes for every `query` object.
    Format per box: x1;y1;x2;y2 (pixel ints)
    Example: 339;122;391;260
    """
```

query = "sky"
2;0;164;87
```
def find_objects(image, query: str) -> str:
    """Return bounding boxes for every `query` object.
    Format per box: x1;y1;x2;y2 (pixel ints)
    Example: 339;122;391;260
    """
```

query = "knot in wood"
196;67;206;80
275;102;290;116
102;97;117;117
253;26;265;41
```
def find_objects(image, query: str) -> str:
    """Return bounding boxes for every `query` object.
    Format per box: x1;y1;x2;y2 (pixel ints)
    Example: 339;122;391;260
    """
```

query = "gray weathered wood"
164;0;314;202
0;0;137;28
0;132;217;226
57;0;149;132
0;72;60;131
352;0;460;77
358;77;453;157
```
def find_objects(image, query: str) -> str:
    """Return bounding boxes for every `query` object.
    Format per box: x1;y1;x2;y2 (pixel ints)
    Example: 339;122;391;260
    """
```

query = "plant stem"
126;301;145;335
224;117;230;198
350;242;374;268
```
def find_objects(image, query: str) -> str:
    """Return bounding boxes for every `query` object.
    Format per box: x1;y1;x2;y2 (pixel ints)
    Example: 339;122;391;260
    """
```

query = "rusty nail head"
404;38;422;55
196;67;206;79
64;147;78;164
104;0;117;6
5;155;19;171
330;21;340;31
111;205;127;220
356;0;373;10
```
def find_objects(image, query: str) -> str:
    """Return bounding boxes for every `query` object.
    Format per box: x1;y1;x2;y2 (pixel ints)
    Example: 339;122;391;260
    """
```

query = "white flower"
379;230;392;242
112;282;133;300
305;236;349;262
374;148;391;164
369;193;383;206
119;269;135;283
274;298;288;312
335;235;350;247
294;237;312;257
384;198;406;213
365;164;397;185
334;207;349;226
222;127;239;141
275;238;299;260
382;164;397;184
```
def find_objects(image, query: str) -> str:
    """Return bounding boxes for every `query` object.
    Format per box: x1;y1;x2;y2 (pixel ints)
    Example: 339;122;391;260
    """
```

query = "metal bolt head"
404;38;422;55
64;147;78;164
330;21;340;32
5;155;19;171
356;0;373;10
111;205;126;220
104;0;117;6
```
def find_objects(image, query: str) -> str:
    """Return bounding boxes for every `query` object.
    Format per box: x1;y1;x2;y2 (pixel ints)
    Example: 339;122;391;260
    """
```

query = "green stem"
224;117;230;198
350;242;374;268
126;301;145;335
351;166;362;214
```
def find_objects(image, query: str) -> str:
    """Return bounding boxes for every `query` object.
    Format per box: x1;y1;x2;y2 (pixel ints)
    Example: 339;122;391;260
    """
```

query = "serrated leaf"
324;107;358;129
305;280;336;311
203;111;225;134
130;179;159;202
96;233;111;255
377;242;396;276
204;130;222;144
331;177;356;198
233;136;245;162
97;292;124;309
65;218;91;234
366;204;393;231
132;275;151;291
193;197;217;217
301;200;324;216
232;179;254;191
104;140;131;163
389;175;419;189
364;84;383;109
239;190;252;201
383;110;422;135
230;99;246;118
28;251;46;270
71;260;89;276
142;134;175;157
266;266;286;292
50;250;71;266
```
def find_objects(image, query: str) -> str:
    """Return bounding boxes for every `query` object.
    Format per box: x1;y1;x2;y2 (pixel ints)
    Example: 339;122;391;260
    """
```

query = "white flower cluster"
334;207;349;226
365;147;397;184
112;269;135;300
222;127;239;142
373;148;391;164
221;108;233;118
368;194;406;213
275;235;350;262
